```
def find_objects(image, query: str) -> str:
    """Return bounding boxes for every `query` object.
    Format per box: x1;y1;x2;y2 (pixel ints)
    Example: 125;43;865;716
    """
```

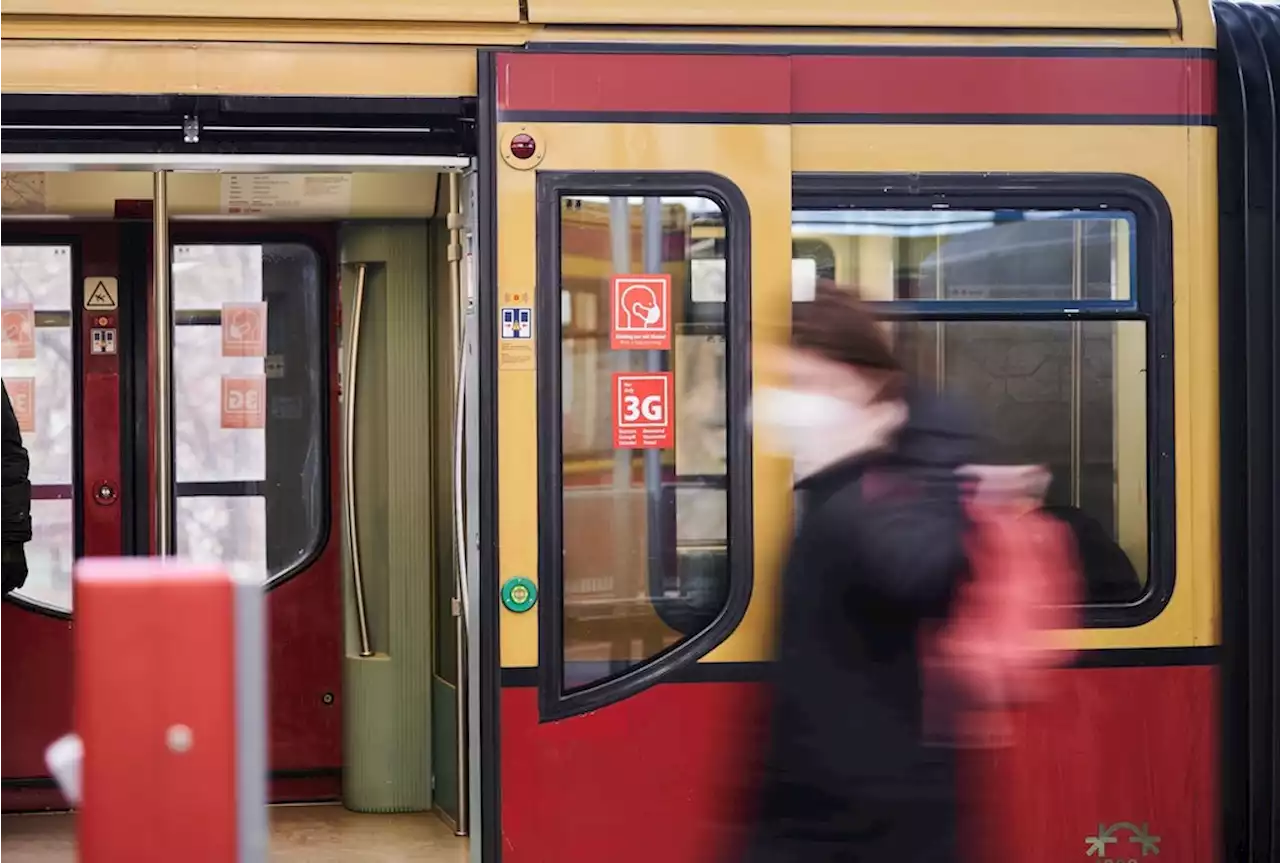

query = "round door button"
93;482;118;505
501;577;538;613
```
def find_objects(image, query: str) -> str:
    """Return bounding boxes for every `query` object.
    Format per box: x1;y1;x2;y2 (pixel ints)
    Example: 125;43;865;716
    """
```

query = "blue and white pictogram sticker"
501;307;533;340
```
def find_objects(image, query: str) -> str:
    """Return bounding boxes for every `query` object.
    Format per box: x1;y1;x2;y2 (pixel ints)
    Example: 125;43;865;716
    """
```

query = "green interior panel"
339;223;436;814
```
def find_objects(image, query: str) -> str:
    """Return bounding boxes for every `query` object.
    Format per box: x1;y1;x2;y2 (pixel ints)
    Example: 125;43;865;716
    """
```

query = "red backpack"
920;467;1084;748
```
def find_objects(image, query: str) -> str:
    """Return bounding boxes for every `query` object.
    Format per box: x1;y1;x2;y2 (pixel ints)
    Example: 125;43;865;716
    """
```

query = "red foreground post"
73;559;267;862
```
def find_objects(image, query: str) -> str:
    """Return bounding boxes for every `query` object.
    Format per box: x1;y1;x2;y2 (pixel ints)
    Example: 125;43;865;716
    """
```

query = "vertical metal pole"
1070;220;1085;508
608;198;633;608
447;171;470;837
153;171;175;556
934;233;946;393
640;199;666;596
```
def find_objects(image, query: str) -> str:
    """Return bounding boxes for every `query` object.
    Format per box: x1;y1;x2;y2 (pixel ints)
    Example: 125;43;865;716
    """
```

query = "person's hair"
791;282;905;393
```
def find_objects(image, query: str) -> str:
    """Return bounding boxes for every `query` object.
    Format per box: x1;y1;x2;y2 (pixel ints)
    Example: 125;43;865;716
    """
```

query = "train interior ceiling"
1;144;476;853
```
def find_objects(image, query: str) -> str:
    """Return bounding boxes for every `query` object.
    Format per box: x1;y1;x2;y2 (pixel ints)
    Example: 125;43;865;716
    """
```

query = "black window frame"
793;172;1175;629
535;171;754;721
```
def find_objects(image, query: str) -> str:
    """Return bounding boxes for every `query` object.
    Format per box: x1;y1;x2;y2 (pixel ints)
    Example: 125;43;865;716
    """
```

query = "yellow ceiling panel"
525;0;1179;30
0;0;521;23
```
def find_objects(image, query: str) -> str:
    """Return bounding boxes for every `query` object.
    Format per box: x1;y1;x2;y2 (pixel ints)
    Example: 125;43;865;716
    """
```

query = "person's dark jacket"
1041;504;1142;604
3;382;32;594
744;389;976;863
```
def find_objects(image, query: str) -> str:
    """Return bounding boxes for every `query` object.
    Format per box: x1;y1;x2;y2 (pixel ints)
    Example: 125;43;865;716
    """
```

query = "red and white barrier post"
51;559;267;862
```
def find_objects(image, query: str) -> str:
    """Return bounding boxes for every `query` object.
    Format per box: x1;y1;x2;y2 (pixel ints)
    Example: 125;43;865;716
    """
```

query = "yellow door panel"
525;0;1178;30
496;122;793;669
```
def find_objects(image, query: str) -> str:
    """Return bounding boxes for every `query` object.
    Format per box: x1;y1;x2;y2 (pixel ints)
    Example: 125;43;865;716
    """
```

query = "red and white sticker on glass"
222;302;267;358
220;375;266;429
5;378;36;433
611;274;671;351
613;372;673;450
1;304;36;360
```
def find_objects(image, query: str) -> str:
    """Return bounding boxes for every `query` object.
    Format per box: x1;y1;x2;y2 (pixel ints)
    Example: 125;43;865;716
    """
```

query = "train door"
2;224;121;810
1;215;342;809
164;223;343;803
477;50;794;862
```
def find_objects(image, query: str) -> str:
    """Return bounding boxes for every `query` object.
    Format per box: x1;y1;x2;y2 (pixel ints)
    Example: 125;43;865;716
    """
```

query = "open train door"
474;48;794;863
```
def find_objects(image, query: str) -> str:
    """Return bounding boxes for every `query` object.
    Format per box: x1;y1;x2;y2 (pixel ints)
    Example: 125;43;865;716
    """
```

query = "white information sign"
220;174;353;217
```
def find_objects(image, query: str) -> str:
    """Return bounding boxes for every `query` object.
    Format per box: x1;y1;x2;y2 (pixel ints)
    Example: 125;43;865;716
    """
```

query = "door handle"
344;263;374;658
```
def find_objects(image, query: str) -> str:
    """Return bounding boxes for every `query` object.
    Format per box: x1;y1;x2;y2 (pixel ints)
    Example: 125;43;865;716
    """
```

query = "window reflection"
560;195;731;691
176;495;268;582
790;209;1148;603
173;243;325;585
893;319;1148;595
1;245;75;612
24;499;74;612
174;325;267;483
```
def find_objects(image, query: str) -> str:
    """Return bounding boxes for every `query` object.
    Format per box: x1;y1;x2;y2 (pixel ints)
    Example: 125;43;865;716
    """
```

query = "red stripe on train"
792;55;1216;117
497;53;1215;119
499;664;1215;862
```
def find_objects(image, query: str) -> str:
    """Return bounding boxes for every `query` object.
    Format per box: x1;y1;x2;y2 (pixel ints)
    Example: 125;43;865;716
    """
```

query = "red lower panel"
2;559;341;812
270;774;341;804
501;664;1215;863
1;785;68;811
1;606;74;784
264;559;343;774
1;776;341;813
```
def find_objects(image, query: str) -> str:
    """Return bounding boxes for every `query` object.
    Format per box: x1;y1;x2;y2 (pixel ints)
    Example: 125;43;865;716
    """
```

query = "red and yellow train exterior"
3;1;1276;861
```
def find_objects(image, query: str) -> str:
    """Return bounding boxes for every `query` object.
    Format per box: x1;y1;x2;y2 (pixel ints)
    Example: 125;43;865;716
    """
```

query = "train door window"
1;244;76;612
792;175;1173;625
539;174;752;716
172;242;326;583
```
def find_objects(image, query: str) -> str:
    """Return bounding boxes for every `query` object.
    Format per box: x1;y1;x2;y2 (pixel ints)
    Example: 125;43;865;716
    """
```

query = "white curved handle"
453;333;470;627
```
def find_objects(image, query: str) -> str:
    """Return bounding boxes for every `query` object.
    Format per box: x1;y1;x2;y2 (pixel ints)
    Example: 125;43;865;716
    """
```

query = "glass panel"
173;245;266;309
560;195;730;692
2;244;73;311
892;319;1149;603
2;245;75;612
174;325;267;482
22;329;75;486
176;495;268;582
790;210;1134;303
173;243;326;585
21;499;74;612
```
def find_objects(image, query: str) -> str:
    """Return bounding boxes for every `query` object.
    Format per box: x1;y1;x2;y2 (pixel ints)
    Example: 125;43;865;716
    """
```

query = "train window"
537;173;754;714
173;243;326;584
557;194;729;691
790;204;1154;608
1;245;75;612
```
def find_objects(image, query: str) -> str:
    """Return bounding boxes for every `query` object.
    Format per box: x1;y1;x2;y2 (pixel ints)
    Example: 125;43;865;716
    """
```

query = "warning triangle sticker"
84;278;118;311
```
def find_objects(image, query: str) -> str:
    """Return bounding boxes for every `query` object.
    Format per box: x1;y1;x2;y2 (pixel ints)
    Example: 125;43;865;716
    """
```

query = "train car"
0;0;1276;861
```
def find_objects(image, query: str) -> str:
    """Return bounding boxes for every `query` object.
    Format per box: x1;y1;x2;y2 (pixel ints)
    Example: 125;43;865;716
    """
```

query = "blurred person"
3;381;32;595
742;283;976;863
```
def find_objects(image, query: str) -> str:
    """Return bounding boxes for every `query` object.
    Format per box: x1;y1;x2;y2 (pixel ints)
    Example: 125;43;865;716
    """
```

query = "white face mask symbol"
621;285;662;328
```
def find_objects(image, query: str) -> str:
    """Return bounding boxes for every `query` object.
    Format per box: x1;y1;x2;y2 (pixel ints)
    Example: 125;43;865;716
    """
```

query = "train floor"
0;803;469;862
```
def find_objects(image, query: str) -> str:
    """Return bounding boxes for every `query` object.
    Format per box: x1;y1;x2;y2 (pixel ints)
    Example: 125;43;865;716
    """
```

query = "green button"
501;577;538;613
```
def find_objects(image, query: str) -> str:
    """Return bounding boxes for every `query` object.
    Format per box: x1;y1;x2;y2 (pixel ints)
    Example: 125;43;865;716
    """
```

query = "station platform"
0;804;469;862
